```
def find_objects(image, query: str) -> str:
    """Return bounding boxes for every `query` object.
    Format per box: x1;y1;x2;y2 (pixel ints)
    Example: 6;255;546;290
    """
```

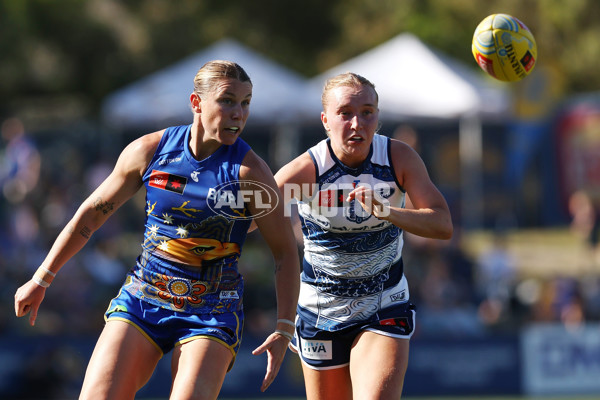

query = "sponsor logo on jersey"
313;183;394;221
148;170;187;194
390;290;406;302
219;290;240;300
158;156;182;166
318;189;345;207
300;338;332;360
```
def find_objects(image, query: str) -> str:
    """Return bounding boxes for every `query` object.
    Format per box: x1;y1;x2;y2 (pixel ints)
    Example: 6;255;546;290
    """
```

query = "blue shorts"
290;303;416;370
105;289;243;365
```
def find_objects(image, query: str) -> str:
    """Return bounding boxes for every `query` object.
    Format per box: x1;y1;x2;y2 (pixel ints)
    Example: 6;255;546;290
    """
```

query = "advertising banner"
522;323;600;395
403;336;521;396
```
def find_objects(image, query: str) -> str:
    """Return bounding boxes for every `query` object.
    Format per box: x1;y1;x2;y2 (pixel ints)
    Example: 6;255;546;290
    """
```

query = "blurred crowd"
3;118;600;337
2;118;600;397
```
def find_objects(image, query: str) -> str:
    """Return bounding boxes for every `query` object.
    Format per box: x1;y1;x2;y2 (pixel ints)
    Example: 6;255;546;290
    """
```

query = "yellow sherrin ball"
472;13;537;82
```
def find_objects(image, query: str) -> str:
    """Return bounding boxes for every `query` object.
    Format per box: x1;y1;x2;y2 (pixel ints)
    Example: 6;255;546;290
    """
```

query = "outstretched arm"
240;151;300;392
14;131;162;326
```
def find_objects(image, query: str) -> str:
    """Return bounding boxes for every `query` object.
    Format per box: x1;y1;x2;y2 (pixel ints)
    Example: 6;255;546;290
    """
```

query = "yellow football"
472;13;537;82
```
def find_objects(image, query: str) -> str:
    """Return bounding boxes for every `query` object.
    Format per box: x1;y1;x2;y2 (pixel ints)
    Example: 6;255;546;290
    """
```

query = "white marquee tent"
101;38;320;130
101;34;509;129
311;32;510;120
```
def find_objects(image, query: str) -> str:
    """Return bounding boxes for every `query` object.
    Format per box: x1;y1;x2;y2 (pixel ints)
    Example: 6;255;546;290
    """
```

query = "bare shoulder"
239;149;275;182
389;137;430;186
390;137;419;158
126;130;164;158
274;152;315;186
118;129;164;175
390;137;426;168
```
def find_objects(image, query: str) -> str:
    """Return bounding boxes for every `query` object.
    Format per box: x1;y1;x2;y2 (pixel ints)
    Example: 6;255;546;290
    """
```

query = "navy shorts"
105;289;243;364
290;302;415;370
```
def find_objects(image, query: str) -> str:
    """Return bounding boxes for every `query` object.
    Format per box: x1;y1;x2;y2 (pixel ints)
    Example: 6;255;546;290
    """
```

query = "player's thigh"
80;320;162;400
349;331;409;400
169;337;233;400
301;362;352;400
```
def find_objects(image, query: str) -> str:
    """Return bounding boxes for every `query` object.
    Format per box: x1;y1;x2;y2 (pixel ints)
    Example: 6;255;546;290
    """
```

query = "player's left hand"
14;280;47;326
252;332;291;392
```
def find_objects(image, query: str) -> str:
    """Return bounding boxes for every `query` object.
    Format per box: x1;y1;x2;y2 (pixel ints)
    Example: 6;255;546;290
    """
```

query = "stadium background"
2;1;600;398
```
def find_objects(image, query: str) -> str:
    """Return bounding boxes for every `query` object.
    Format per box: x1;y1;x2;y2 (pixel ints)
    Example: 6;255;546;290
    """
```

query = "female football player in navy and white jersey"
14;60;300;400
274;72;453;399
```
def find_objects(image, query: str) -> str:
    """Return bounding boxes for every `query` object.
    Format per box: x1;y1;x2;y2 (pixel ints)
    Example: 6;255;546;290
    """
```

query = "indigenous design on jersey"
297;134;409;331
122;124;252;314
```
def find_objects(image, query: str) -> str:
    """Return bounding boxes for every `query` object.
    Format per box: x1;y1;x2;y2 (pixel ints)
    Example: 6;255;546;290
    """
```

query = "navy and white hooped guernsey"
297;134;409;331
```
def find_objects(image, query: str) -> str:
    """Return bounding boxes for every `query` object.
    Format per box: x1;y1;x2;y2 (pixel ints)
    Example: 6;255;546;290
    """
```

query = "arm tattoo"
79;226;91;239
93;197;115;215
66;224;90;239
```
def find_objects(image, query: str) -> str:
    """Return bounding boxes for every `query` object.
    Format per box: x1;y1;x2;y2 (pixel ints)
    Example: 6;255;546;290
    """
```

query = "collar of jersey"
325;138;373;177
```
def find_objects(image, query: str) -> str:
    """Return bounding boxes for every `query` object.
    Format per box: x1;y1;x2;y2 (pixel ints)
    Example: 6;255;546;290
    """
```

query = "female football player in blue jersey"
274;72;453;399
14;60;300;400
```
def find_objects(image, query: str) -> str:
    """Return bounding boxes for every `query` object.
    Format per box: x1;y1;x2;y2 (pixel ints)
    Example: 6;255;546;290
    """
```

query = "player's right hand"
14;280;46;326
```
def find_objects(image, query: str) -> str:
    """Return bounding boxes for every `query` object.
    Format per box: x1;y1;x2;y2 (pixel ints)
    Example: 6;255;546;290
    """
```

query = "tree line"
1;0;599;121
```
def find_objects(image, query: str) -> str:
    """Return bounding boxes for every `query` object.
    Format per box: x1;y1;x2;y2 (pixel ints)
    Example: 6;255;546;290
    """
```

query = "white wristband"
39;267;56;277
274;329;294;341
277;318;295;328
33;275;50;288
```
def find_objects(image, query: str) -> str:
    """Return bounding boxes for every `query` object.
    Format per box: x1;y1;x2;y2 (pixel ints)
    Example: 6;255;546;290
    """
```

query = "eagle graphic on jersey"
142;215;240;267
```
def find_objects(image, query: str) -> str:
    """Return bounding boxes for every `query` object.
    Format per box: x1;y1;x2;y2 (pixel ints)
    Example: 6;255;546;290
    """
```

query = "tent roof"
311;33;510;120
101;38;318;130
101;34;510;131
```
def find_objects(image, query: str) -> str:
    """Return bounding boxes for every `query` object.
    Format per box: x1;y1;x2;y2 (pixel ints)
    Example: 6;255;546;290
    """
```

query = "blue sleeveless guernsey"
122;124;252;314
297;134;409;331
